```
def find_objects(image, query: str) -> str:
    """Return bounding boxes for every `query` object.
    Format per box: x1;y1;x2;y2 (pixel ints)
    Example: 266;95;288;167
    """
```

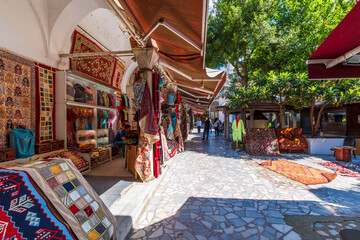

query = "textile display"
274;128;308;150
260;159;337;185
13;158;117;239
97;90;104;106
135;133;154;182
74;83;86;103
70;30;117;87
139;83;159;145
0;168;75;239
0;49;36;148
66;81;75;101
245;128;280;156
318;161;360;178
85;87;95;104
112;60;124;90
9;128;35;158
66;109;77;149
102;91;109;107
35;64;56;143
132;77;146;109
160;126;170;162
44;150;90;172
181;107;188;141
232;119;245;142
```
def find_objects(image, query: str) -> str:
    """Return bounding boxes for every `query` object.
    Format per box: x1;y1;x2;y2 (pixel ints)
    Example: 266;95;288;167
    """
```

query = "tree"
302;80;360;137
206;0;354;84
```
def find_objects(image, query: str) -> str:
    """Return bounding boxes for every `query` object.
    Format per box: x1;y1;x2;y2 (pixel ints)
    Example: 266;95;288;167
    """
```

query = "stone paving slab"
127;132;360;239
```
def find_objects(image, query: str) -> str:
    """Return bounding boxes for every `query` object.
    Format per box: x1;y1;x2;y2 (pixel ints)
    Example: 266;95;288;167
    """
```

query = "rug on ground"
318;161;360;178
0;168;75;239
12;158;117;239
245;128;280;156
260;159;337;185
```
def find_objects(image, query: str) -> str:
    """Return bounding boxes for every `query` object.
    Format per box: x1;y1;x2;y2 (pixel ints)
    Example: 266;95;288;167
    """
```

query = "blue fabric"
114;130;126;143
167;125;174;140
171;113;177;128
9;128;35;158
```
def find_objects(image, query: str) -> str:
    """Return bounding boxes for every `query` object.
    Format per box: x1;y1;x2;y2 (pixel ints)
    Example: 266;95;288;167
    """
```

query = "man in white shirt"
197;119;202;133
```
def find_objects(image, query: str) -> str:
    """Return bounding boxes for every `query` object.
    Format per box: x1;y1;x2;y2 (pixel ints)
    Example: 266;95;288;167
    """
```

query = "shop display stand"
55;71;117;169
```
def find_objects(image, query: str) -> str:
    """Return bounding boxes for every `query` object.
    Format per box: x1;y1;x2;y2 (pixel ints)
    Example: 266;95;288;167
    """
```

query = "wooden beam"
60;50;134;58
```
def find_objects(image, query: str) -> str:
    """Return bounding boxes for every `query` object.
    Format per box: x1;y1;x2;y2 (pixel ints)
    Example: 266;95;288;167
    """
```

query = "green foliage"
206;0;355;85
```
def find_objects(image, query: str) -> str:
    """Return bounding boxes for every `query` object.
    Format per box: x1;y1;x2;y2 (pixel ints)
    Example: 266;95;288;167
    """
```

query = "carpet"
0;49;36;148
35;64;56;143
318;161;360;178
70;30;123;90
260;160;337;185
44;150;90;173
274;128;308;151
13;158;117;239
0;168;75;239
245;128;280;156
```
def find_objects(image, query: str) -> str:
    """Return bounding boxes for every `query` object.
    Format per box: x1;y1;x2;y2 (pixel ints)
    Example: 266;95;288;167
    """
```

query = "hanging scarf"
139;83;159;144
132;76;146;109
86;109;94;130
160;126;170;162
135;132;154;182
67;109;77;149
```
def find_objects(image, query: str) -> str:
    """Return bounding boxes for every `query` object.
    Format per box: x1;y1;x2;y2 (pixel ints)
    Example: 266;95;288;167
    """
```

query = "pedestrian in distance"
202;117;211;140
213;118;220;136
197;119;202;133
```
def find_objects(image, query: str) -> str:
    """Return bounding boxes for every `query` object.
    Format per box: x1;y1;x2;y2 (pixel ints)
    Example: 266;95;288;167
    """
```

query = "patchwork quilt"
274;128;308;151
0;168;75;239
245;128;280;156
45;150;90;173
13;158;117;239
35;64;56;143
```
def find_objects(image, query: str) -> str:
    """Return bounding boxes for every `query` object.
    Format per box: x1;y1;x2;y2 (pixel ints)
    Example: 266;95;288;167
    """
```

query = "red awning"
110;0;226;109
307;3;360;80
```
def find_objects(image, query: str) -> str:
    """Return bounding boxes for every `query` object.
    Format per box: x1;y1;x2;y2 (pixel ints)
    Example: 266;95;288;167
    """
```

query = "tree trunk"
310;99;315;137
279;105;283;128
314;104;326;137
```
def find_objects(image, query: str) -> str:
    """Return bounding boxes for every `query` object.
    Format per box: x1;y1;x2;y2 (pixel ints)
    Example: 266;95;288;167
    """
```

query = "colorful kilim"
13;158;117;239
0;169;75;239
44;150;90;172
135;134;154;182
245;128;280;156
112;60;124;90
70;30;116;87
35;64;56;143
274;128;308;151
318;161;360;178
0;49;36;148
260;159;337;185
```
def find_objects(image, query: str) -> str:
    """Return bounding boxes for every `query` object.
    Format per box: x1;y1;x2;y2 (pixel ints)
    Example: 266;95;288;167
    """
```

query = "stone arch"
48;0;109;68
121;61;138;94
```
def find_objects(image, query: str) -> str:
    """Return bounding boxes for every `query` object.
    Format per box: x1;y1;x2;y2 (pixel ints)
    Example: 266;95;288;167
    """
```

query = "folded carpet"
260;159;337;185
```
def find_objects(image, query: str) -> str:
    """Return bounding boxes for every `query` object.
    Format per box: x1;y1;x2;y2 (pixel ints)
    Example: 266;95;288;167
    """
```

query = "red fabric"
308;3;360;79
236;118;240;128
274;128;308;150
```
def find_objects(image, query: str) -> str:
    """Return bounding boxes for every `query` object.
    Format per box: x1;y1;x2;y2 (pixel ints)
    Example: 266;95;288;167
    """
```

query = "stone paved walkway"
127;131;360;240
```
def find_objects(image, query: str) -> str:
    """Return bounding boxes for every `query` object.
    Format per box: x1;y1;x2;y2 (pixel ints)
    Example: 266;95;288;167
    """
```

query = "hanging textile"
0;49;36;148
232;119;246;141
139;83;159;144
67;109;77;149
160;126;170;162
35;64;56;143
132;75;146;109
135;133;154;182
112;60;124;90
86;109;94;130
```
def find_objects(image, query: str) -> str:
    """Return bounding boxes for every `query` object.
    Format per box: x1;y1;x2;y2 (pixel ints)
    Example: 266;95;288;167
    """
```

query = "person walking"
213;118;220;136
202;117;211;140
197;119;202;133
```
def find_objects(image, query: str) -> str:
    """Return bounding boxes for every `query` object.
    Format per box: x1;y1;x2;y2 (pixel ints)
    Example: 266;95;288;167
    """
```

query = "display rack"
55;71;118;149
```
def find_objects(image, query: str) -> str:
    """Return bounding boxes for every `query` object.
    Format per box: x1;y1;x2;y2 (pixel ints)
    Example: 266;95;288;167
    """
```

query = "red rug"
318;161;360;178
260;160;337;185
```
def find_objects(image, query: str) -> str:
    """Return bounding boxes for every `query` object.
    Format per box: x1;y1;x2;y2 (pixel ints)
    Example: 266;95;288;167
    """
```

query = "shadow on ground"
126;196;349;240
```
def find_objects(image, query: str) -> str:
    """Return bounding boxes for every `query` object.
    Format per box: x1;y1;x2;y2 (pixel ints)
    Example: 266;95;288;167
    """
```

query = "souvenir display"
85;87;94;104
66;81;75;101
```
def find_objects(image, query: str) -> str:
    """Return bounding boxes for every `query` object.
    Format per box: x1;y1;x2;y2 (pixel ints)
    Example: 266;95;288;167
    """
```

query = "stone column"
132;47;159;179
